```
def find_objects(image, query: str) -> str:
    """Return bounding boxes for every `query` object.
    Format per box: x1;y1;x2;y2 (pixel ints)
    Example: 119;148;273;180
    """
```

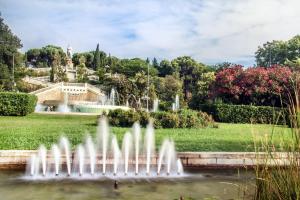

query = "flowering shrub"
211;65;292;106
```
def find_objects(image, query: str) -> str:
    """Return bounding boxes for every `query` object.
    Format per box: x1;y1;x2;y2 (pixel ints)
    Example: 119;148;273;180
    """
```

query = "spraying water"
77;144;85;176
122;132;132;175
97;118;109;175
110;88;116;106
51;144;61;176
133;122;141;175
144;121;155;175
30;154;36;176
172;95;180;111
27;118;183;178
111;135;120;175
85;135;96;175
152;98;159;112
59;137;71;176
57;93;71;113
38;145;47;176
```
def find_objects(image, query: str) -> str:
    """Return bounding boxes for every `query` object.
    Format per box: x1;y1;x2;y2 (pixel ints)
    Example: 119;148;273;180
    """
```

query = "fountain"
152;98;159;112
172;94;180;111
57;92;71;113
26;117;183;178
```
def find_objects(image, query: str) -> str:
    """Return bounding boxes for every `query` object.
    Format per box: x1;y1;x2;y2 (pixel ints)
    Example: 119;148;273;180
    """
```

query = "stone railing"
0;151;296;169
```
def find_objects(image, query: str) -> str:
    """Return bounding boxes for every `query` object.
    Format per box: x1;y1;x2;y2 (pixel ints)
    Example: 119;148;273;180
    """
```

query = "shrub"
0;92;37;116
151;111;179;128
107;108;216;128
107;109;140;127
199;104;287;124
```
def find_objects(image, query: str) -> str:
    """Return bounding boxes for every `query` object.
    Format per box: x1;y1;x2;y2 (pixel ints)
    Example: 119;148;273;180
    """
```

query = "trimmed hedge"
0;92;37;116
198;104;288;125
106;109;215;128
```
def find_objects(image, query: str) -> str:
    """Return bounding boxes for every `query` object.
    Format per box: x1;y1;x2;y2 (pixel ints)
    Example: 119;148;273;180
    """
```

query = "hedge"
0;92;37;116
106;109;215;128
198;104;288;125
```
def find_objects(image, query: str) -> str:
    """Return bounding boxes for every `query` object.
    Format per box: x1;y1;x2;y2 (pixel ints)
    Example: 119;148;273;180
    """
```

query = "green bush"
151;111;179;128
107;109;140;127
0;92;37;116
107;108;215;128
199;104;288;124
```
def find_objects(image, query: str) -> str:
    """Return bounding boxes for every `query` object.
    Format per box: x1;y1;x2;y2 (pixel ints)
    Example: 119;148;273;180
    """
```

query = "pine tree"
152;57;159;68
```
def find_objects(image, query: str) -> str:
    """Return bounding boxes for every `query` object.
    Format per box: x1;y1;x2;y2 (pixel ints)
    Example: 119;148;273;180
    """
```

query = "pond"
0;169;255;200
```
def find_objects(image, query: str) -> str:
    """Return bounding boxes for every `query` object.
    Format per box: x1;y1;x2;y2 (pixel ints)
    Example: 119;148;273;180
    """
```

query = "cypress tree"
93;43;101;70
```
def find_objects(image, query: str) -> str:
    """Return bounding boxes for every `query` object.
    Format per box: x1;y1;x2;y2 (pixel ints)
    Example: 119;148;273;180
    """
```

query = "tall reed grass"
254;75;300;200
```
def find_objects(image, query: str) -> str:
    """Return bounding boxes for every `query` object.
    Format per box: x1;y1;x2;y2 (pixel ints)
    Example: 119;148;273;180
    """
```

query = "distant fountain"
26;118;183;178
152;98;159;112
172;95;180;111
57;93;71;113
34;103;46;112
110;88;116;106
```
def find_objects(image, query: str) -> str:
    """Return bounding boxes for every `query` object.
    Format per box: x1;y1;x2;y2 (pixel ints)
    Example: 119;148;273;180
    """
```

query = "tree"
93;43;101;70
171;56;205;100
76;56;88;82
112;58;157;77
255;35;300;67
0;15;22;90
72;52;94;69
26;45;66;68
155;75;183;103
152;57;159;69
190;72;216;108
155;59;175;77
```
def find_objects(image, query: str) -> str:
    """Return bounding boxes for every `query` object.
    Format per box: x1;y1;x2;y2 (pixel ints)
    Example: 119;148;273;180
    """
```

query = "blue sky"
1;0;300;66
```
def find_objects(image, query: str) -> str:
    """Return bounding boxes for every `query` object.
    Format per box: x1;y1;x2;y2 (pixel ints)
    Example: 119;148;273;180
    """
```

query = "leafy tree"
155;59;175;77
190;72;216;108
155;75;183;103
26;45;66;68
0;15;22;90
112;58;157;77
255;35;300;67
76;56;88;82
72;52;94;69
171;56;205;100
152;57;159;68
104;74;134;105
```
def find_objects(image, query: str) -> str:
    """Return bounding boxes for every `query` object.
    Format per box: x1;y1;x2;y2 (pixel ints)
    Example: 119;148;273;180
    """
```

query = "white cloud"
1;0;300;65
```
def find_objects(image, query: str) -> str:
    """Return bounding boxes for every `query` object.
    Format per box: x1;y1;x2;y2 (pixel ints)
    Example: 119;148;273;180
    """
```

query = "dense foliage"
199;104;287;125
0;15;23;91
211;65;292;106
255;35;300;68
0;92;37;116
107;109;215;128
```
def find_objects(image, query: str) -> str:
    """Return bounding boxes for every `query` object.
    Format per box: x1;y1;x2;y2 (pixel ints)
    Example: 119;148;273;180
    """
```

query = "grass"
0;113;293;151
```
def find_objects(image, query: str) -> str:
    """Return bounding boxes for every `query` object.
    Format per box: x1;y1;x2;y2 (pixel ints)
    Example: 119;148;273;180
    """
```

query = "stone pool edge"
0;150;294;170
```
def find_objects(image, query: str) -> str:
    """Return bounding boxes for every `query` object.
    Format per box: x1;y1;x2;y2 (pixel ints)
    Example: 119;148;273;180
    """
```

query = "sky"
1;0;300;66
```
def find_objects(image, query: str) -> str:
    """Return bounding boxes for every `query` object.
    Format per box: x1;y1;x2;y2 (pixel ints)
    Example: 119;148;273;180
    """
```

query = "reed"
254;74;300;200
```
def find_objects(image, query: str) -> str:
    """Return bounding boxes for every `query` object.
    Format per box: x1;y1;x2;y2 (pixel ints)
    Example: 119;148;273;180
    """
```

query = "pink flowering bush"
211;65;292;106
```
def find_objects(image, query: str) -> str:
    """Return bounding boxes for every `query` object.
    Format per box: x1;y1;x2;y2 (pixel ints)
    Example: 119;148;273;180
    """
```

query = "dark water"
0;169;255;200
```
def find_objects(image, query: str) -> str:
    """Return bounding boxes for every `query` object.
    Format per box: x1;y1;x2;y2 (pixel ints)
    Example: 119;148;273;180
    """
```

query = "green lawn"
0;113;293;151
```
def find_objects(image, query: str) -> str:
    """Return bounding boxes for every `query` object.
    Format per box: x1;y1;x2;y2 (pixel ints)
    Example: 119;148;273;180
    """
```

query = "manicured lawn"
0;113;293;151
